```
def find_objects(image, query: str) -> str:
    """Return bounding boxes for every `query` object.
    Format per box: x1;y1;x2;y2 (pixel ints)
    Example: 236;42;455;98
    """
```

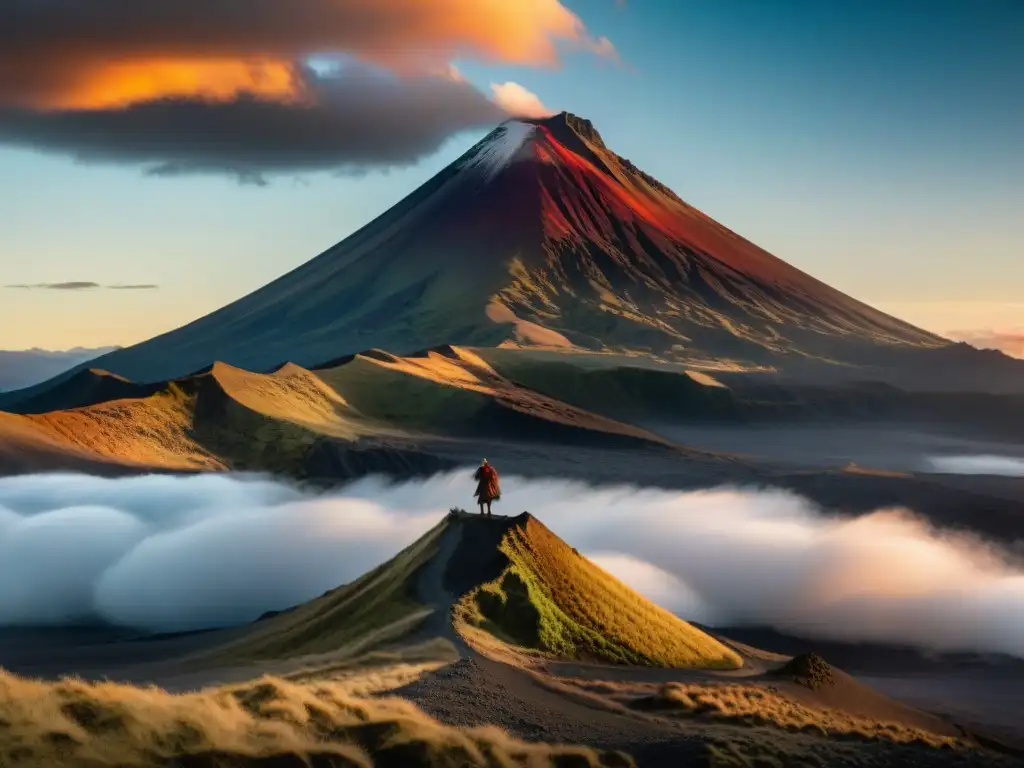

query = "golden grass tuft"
22;384;221;471
0;669;635;768
459;517;741;669
630;682;962;749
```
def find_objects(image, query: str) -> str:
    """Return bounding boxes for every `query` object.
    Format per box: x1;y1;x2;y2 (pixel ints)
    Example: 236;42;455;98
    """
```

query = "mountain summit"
1;112;999;398
212;509;742;670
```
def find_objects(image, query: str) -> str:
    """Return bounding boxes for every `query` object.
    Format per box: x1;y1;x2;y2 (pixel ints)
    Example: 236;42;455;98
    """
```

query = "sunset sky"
1;0;1021;354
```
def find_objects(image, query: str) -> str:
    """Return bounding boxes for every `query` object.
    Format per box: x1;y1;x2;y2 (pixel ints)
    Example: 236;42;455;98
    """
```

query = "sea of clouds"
0;471;1022;659
924;454;1024;476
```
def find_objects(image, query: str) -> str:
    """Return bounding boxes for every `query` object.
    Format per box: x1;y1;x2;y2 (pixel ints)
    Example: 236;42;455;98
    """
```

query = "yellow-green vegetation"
0;669;634;768
630;682;961;749
458;516;742;669
208;519;449;663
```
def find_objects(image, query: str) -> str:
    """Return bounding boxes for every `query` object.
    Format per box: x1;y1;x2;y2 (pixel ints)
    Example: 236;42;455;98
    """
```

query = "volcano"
3;111;1021;409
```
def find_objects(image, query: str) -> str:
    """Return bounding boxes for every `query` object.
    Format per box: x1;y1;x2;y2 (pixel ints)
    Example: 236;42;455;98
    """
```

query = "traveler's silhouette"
473;459;501;516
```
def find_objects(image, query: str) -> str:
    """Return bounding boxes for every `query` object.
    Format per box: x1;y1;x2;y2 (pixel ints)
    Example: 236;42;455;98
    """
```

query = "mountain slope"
453;513;741;668
0;383;220;474
0;350;691;475
492;114;939;360
8;111;995;410
210;510;740;671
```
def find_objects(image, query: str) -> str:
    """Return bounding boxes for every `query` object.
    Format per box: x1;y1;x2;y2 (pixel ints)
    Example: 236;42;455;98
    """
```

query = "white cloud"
1;471;1023;660
925;455;1024;476
490;81;553;118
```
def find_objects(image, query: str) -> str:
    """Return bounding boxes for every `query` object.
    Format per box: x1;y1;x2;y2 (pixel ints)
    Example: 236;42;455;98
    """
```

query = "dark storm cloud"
0;0;602;72
0;65;507;181
0;0;609;179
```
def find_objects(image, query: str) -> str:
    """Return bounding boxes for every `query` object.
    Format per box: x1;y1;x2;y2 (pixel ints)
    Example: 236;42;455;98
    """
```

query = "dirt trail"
393;512;1020;766
411;515;471;654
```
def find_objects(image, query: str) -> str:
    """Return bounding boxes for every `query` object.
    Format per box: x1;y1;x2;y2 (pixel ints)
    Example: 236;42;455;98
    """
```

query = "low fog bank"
926;455;1024;477
651;424;1024;476
1;472;1022;659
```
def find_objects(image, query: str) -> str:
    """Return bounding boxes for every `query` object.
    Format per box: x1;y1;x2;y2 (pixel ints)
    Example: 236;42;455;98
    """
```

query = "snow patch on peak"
462;121;536;181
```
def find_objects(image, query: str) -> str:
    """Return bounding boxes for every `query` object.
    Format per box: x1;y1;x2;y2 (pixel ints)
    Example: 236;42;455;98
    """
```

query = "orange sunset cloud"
1;0;614;110
24;59;305;112
948;329;1024;358
0;0;613;177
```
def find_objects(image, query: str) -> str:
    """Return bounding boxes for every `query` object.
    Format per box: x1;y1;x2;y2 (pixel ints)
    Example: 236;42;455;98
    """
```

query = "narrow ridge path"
412;515;470;654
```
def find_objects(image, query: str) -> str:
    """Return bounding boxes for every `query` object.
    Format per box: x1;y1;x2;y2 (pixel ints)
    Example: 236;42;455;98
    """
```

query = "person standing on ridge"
474;459;500;516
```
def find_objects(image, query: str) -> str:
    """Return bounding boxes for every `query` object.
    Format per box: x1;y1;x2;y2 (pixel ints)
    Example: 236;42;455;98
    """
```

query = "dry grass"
629;682;962;749
190;364;357;475
459;516;741;669
2;348;669;475
316;353;492;434
0;669;635;768
282;639;459;695
22;384;221;471
1;361;376;475
208;362;365;442
316;349;668;447
0;364;352;475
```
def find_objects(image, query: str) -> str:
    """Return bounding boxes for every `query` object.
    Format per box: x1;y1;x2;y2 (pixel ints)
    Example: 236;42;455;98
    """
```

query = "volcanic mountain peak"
524;111;609;151
4;109;1022;403
461;119;538;180
548;111;607;146
460;111;612;183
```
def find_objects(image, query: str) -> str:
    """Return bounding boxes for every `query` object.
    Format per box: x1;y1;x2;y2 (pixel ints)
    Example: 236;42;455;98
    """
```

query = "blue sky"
1;0;1021;351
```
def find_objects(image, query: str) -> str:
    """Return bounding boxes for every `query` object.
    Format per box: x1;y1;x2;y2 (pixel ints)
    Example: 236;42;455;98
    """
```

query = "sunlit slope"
0;411;148;474
187;361;377;474
0;362;357;475
0;350;686;475
0;384;220;472
496;114;941;361
314;346;677;449
456;513;742;669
